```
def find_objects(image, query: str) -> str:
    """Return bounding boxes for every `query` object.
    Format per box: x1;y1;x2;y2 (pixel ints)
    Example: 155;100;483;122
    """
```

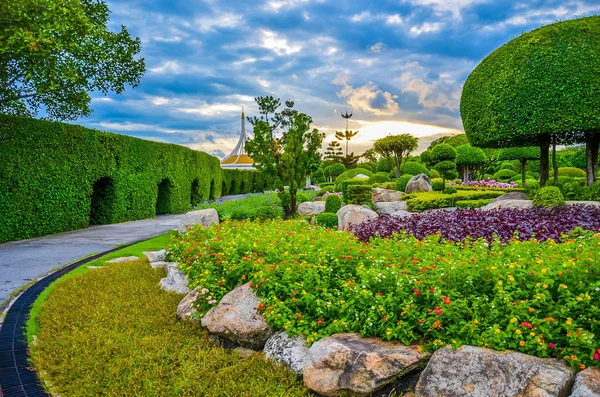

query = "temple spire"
220;106;254;169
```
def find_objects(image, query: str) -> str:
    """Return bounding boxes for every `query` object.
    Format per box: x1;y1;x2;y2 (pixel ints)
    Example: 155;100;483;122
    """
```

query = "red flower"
381;316;387;322
415;291;421;297
317;319;323;325
594;352;600;361
549;343;556;349
435;307;442;316
430;288;435;293
521;321;533;329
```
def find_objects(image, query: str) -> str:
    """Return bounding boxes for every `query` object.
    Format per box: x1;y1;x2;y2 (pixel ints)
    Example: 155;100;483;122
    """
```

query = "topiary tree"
325;194;342;213
461;16;600;187
376;157;394;173
498;147;540;187
324;163;346;182
402;161;430;177
431;144;457;191
420;150;433;168
373;134;419;177
455;144;486;183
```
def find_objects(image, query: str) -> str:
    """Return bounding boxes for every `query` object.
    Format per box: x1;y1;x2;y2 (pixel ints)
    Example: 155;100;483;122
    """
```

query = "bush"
296;191;316;204
404;190;504;212
443;187;457;195
430;169;440;178
197;193;281;221
334;168;374;189
316;187;336;197
315;213;338;229
455;199;493;209
319;182;334;189
533;186;565;208
325;194;342;213
0;115;252;242
492;169;518;181
375;182;397;190
367;172;391;185
555;167;587;178
357;163;372;172
431;178;445;192
347;185;372;205
376;158;394;173
255;206;282;220
395;175;414;192
339;180;364;203
324;163;346;180
402;161;429;177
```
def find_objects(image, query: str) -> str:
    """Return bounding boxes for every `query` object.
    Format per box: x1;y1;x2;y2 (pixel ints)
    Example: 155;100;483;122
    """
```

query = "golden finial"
242;105;245;119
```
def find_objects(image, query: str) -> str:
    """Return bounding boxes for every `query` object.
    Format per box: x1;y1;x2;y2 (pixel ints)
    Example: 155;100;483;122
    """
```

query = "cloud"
410;22;442;35
410;0;488;18
333;74;400;116
368;42;386;53
400;72;461;111
260;30;302;55
195;12;242;32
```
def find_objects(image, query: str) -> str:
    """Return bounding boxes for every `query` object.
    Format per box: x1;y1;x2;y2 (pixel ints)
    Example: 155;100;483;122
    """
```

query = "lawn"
27;233;309;397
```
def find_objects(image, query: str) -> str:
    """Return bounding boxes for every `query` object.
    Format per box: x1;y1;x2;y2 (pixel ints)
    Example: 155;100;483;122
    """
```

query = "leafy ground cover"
352;206;600;243
28;234;308;397
169;219;600;371
403;190;505;212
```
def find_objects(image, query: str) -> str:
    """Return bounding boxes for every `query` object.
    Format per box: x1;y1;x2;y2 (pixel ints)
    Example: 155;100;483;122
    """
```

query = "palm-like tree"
335;129;359;156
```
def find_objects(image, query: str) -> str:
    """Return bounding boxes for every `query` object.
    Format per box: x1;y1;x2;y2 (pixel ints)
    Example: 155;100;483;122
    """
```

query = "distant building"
220;106;255;170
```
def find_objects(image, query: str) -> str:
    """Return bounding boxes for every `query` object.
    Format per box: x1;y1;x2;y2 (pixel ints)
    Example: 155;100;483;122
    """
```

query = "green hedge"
0;115;260;242
347;184;372;205
403;191;505;212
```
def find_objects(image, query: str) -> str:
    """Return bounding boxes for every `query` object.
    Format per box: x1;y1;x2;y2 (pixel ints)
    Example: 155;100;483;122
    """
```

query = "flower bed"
462;179;519;189
352;206;600;243
168;219;600;370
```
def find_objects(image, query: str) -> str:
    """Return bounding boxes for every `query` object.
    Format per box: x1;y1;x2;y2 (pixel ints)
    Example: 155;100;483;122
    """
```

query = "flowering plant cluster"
352;206;600;243
315;191;342;201
167;219;600;370
462;178;519;189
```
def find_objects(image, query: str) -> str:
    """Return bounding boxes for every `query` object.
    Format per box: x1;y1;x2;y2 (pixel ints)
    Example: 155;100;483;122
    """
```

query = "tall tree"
373;134;419;177
324;140;343;163
335;129;359;156
461;16;600;186
361;148;379;163
0;0;145;120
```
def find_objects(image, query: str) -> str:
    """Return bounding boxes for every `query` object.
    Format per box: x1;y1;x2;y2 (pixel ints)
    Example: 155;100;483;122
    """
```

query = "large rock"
492;191;528;202
337;205;378;231
373;201;409;215
565;200;600;208
405;174;432;194
150;261;180;270
303;333;426;397
264;331;311;375
571;368;600;397
106;256;139;263
177;208;219;234
372;188;405;203
415;345;575;397
298;201;326;217
480;199;533;211
391;210;413;218
143;249;166;262
176;287;201;322
159;264;190;294
200;283;274;349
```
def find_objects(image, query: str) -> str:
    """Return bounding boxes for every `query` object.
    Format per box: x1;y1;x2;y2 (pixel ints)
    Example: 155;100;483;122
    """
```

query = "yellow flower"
516;329;522;335
495;329;501;334
510;317;518;323
576;297;583;302
530;332;535;337
497;281;503;286
566;318;573;325
543;284;548;289
519;341;526;346
541;268;547;273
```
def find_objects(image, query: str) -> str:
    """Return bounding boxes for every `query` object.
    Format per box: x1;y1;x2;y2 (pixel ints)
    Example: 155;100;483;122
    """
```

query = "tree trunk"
521;160;527;187
586;133;600;186
395;156;401;178
539;135;550;186
305;173;311;189
552;139;558;184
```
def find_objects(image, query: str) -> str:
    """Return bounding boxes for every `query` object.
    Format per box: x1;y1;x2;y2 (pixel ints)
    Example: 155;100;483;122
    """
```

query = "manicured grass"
28;233;309;396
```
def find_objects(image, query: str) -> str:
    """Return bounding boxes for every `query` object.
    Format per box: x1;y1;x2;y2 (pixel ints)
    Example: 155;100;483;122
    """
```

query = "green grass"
27;232;309;397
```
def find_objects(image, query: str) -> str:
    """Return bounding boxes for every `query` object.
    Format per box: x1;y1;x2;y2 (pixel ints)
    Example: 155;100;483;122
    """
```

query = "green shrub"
334;168;374;190
590;183;600;201
324;163;346;180
315;213;338;229
317;187;336;196
339;180;363;203
255;206;282;220
358;163;372;172
492;169;518;181
376;158;393;173
443;187;458;195
296;191;316;203
430;169;440;178
347;185;372;205
533;186;565;208
455;199;494;209
325;194;342;213
197;193;280;221
402;161;429;177
0;114;256;243
319;182;334;189
554;167;587;178
395;175;414;192
375;182;397;190
367;172;391;185
404;190;504;212
499;160;520;172
431;178;445;192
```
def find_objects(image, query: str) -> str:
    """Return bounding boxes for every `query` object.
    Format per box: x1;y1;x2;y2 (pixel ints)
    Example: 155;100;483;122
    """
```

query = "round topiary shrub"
443;187;458;195
431;178;445;192
367;172;391;185
402;161;429;177
556;167;587;178
377;157;394;173
395;174;414;192
430;169;440;178
493;169;518;181
315;212;338;229
255;206;282;220
533;186;565;208
325;194;342;213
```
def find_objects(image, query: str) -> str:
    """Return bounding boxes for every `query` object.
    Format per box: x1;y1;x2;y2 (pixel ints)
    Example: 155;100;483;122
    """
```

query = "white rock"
391;210;413;218
177;208;219;234
571;368;600;397
176;288;200;322
480;199;534;210
143;249;166;262
372;188;405;203
159;264;189;294
106;256;139;263
298;201;326;217
405;174;432;194
337;205;378;231
353;174;370;180
150;261;180;270
264;331;311;375
565;200;600;208
373;201;409;215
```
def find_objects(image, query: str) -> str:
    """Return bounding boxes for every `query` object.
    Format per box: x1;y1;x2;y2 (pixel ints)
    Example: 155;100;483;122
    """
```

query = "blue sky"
83;0;600;157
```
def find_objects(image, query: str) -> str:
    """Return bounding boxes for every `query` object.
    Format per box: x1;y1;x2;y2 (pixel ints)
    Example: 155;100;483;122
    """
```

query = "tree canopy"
460;16;600;185
428;134;468;150
373;134;419;177
455;144;486;182
431;143;457;189
0;0;145;120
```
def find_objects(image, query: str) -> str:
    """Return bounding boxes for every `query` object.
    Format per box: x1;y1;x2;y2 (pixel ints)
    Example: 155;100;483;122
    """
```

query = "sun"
351;120;463;143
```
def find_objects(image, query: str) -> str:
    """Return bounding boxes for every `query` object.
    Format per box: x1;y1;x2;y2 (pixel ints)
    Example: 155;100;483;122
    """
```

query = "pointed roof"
221;106;255;169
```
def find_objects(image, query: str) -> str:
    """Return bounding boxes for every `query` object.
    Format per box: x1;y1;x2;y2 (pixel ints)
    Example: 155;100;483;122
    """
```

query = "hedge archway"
89;177;116;225
209;180;216;201
156;178;174;215
190;178;201;206
229;180;237;195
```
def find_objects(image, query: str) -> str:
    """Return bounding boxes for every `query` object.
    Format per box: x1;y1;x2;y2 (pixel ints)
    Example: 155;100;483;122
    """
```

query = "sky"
82;0;600;158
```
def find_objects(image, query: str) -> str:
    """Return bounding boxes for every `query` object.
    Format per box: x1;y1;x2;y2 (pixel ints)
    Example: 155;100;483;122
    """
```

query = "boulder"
201;283;274;349
143;249;166;262
106;256;139;263
405;174;432;194
373;201;409;216
571;368;600;397
337;205;378;231
176;287;200;322
372;188;405;203
492;191;528;202
159;264;190;294
150;261;180;270
303;333;426;397
415;345;575;397
298;201;326;217
264;331;311;375
391;210;413;218
480;199;533;211
177;208;219;234
565;200;600;208
353;174;370;180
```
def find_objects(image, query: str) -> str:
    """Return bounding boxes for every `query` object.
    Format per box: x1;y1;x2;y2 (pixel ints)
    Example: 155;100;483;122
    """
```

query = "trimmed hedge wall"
0;115;259;242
